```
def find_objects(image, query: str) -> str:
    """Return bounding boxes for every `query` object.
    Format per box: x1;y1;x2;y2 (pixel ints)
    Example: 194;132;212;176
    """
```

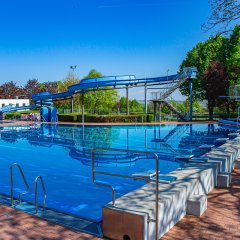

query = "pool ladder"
10;163;47;214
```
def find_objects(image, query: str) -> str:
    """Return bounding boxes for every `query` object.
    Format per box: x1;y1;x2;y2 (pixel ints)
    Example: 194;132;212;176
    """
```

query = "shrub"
58;113;154;123
5;110;39;119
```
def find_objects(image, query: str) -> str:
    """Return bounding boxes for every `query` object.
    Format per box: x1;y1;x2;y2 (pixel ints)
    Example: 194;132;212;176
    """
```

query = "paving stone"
162;168;240;240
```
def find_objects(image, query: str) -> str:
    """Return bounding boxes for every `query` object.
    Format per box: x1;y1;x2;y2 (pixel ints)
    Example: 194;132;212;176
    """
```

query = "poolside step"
215;138;229;143
150;175;177;184
235;160;240;169
175;155;194;162
187;195;207;217
132;170;159;179
217;173;231;188
228;133;239;139
199;144;215;151
189;157;209;163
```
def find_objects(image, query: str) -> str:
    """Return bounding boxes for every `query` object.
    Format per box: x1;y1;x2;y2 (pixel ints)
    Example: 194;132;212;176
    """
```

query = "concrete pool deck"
0;167;239;239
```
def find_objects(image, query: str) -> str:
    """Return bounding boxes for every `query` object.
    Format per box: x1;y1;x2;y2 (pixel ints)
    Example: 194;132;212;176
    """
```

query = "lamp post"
69;65;77;113
70;65;77;71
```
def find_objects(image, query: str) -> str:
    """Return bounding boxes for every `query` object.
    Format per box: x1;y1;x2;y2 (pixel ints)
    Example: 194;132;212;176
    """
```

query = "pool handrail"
34;175;47;215
91;147;159;240
10;163;30;205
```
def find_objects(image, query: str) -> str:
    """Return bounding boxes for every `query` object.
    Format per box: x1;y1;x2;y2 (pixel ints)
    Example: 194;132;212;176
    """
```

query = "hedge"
5;110;39;120
58;113;154;123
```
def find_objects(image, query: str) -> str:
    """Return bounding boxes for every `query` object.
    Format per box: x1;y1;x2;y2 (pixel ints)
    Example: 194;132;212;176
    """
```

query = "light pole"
166;69;170;82
70;65;77;71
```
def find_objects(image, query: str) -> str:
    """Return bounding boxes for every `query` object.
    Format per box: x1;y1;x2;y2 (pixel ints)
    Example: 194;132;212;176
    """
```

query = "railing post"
10;163;30;205
34;176;47;215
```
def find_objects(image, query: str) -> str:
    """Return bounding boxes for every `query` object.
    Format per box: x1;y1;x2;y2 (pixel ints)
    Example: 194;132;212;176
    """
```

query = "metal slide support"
126;86;129;115
82;92;85;124
91;148;159;240
159;102;162;122
144;83;148;113
10;163;30;205
153;101;157;122
189;79;193;121
34;176;47;215
71;96;74;113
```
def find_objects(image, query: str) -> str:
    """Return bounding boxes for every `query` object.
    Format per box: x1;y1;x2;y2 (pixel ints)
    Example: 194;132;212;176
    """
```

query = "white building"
0;99;30;108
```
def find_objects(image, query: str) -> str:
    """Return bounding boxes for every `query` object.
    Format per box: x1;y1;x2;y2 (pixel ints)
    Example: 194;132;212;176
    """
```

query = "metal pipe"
153;102;156;122
189;79;193;121
82;92;85;124
10;163;30;205
126;86;129;115
144;83;148;114
91;150;116;205
71;97;74;113
91;147;159;240
34;176;47;214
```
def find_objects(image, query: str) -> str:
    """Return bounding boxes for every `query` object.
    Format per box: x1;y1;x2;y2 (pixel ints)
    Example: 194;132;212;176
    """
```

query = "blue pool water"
0;123;235;222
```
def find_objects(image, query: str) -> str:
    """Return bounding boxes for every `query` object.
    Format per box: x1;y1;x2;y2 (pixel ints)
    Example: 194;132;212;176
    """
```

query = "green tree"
180;34;227;100
227;24;240;84
119;97;144;113
82;69;119;114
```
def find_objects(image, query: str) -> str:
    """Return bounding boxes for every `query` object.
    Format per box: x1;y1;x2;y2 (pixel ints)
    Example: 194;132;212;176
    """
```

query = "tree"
82;69;119;114
24;79;41;99
57;72;80;109
119;97;144;113
39;81;59;93
227;24;240;83
202;0;240;34
0;81;24;99
202;60;229;120
180;35;227;100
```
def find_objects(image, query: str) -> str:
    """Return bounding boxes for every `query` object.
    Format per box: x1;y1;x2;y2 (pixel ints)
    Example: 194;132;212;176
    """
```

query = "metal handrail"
10;163;30;205
91;147;159;240
34;176;47;214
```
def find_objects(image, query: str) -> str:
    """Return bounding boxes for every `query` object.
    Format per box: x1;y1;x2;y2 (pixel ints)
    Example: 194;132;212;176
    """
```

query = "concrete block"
187;195;207;217
217;173;231;187
235;160;240;169
102;207;147;240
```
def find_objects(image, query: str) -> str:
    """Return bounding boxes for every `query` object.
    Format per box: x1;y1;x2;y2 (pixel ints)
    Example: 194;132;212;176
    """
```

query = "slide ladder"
160;100;186;121
158;75;188;101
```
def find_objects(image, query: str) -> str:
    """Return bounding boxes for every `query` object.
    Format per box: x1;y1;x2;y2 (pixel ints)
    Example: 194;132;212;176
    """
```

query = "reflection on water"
0;123;234;167
0;123;235;221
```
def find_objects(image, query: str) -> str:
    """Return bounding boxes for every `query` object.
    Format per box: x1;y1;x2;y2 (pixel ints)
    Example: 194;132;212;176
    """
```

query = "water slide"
0;100;57;122
1;68;197;122
0;105;38;113
31;67;197;102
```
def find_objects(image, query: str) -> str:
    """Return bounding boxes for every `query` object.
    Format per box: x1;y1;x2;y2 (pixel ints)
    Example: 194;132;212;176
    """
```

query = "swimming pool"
0;123;234;222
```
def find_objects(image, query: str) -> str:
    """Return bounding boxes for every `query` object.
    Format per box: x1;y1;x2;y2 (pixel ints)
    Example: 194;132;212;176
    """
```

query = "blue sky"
0;0;211;100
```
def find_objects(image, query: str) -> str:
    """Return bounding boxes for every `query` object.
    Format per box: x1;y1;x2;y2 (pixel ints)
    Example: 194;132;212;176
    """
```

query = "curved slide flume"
31;68;197;102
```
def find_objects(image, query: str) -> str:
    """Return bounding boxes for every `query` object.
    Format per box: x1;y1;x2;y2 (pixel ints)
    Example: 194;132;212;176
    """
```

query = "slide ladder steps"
160;100;186;121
